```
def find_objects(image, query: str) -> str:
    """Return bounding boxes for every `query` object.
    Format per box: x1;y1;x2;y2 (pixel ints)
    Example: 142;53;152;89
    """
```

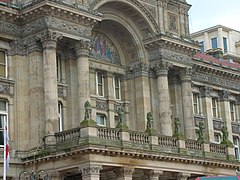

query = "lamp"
18;169;49;180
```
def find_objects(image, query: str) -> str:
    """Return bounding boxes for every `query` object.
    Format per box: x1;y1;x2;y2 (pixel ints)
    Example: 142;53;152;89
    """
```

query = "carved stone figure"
221;126;229;142
117;106;125;123
173;116;181;134
196;121;205;143
146;112;153;129
84;101;92;120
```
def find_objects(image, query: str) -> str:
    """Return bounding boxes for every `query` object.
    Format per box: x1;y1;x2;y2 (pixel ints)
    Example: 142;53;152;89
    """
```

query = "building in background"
0;0;240;179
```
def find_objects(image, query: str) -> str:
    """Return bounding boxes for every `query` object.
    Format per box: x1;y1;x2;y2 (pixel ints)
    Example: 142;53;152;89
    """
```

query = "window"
199;41;204;53
96;72;104;97
211;37;218;49
223;37;228;53
96;114;106;127
56;54;62;82
0;50;7;78
233;136;240;160
58;102;63;132
230;102;237;122
0;100;8;146
193;93;201;115
113;75;121;99
212;98;219;118
214;133;221;144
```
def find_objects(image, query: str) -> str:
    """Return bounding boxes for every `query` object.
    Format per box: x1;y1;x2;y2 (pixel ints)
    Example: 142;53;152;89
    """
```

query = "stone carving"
196;121;205;143
173;116;183;139
37;30;63;43
117;106;125;124
96;100;108;111
213;119;224;131
0;83;13;96
8;39;27;56
146;112;153;129
200;86;212;98
221;126;233;147
232;123;240;134
84;101;92;120
0;21;21;37
113;167;135;177
80;165;102;176
23;36;42;52
126;63;149;75
168;13;178;33
177;172;191;180
75;40;91;56
219;90;230;101
192;72;240;91
160;49;192;65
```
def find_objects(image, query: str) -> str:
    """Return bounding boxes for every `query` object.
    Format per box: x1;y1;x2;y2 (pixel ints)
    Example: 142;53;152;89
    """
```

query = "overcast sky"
187;0;240;33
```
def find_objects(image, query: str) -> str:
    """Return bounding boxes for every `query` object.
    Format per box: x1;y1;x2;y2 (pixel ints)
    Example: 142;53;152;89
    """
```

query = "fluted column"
75;40;91;122
200;86;214;142
113;167;135;180
80;164;102;180
155;62;172;136
38;31;62;135
180;68;195;139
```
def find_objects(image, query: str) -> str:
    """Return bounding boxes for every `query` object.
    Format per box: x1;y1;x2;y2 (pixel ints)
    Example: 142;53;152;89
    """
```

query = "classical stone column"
155;62;172;136
200;86;214;142
38;31;62;135
180;68;195;139
80;164;102;180
26;37;45;147
144;169;163;180
113;167;135;180
75;40;91;122
177;172;191;180
218;90;233;142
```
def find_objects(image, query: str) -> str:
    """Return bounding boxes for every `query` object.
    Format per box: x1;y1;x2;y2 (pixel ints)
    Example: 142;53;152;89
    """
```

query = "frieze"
161;49;192;65
8;39;27;56
0;82;14;96
126;63;150;78
96;100;108;111
80;165;102;176
193;72;240;91
0;21;21;37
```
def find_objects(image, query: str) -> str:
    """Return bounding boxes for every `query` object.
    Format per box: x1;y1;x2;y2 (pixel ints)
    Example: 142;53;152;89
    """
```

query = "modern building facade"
0;0;239;179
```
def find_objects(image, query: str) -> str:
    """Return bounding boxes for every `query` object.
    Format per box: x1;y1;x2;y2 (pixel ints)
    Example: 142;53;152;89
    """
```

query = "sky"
187;0;240;33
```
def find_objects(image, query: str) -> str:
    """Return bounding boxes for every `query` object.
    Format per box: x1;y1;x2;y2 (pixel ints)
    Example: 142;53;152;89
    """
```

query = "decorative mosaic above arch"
90;32;121;64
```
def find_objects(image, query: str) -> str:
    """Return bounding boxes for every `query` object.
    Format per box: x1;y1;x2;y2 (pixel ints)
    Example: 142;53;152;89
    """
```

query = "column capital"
200;86;212;98
79;164;102;176
113;167;135;178
219;90;230;101
24;37;42;53
152;61;172;76
37;31;62;49
180;67;192;82
177;172;191;180
75;40;91;57
144;169;164;180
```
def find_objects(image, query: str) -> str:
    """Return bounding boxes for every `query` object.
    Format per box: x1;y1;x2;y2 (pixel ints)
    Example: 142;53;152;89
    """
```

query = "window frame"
0;49;7;79
233;136;240;160
113;75;121;100
0;100;8;147
214;132;221;144
199;41;204;53
211;37;218;49
96;72;104;97
223;37;228;53
212;97;219;118
230;101;237;122
56;53;62;82
192;93;201;115
96;113;106;127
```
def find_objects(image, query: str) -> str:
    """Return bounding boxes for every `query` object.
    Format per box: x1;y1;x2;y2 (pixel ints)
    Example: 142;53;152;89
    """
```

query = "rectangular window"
58;101;63;132
113;75;121;100
233;136;240;160
211;37;218;49
212;98;219;118
96;114;106;127
223;37;228;53
193;93;201;115
199;41;204;53
230;101;237;122
0;50;7;78
56;54;61;82
0;100;8;146
214;133;221;144
96;72;104;97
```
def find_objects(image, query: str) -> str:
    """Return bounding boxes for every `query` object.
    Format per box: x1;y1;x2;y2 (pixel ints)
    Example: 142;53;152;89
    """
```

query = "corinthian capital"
37;31;62;49
75;40;91;57
151;61;172;76
180;68;192;82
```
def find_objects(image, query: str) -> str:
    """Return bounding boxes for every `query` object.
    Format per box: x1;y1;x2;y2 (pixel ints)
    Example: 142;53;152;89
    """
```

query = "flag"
4;123;10;171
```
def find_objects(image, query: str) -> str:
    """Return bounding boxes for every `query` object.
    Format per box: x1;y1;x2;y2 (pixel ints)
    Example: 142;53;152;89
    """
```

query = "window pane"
0;65;5;77
0;101;6;111
0;51;5;64
0;131;3;145
223;37;228;53
199;41;204;53
211;37;218;49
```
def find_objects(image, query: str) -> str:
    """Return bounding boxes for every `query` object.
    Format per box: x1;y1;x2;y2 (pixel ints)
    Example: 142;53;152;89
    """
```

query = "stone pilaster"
180;68;195;139
236;95;240;122
38;31;62;136
80;164;102;180
155;62;172;136
113;167;135;180
200;86;214;142
75;40;91;122
177;172;191;180
26;37;45;148
218;90;233;142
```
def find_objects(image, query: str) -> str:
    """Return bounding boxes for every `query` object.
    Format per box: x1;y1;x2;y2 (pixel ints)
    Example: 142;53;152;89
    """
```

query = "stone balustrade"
39;125;235;162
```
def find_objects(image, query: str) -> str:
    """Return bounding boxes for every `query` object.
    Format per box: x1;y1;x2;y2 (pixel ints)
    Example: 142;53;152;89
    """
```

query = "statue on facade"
146;112;153;129
172;116;183;139
220;126;233;147
117;106;125;124
84;101;92;120
196;121;205;143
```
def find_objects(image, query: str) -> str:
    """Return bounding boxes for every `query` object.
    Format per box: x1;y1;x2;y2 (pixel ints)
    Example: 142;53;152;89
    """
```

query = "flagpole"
3;116;6;180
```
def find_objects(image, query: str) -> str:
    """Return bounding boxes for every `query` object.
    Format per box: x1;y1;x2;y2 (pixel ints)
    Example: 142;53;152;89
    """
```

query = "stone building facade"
0;0;239;179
